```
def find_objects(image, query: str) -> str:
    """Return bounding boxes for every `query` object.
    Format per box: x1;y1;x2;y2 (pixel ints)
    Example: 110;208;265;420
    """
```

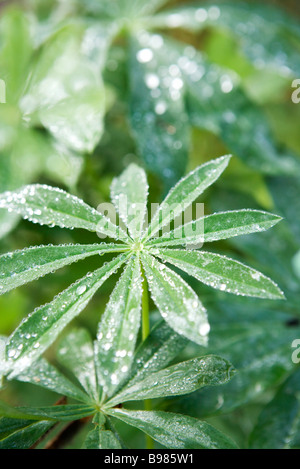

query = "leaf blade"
0;419;53;449
111;164;148;240
0;243;128;295
148;210;282;248
144;155;231;241
107;355;235;406
108;409;238;449
157;249;285;300
95;256;143;396
5;254;128;378
125;320;188;387
141;252;209;345
129;34;190;191
0;184;129;241
56;328;98;402
10;357;90;404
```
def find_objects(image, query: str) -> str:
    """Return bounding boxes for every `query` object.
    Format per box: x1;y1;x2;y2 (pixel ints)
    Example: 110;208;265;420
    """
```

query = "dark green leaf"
0;243;128;295
141;252;209;345
57;328;98;402
5;254;127;378
129;34;190;190
10;357;90;404
108;409;238;449
148;210;282;247
95;256;142;396
0;184;129;241
126;321;188;386
249;369;300;449
157;248;285;299
145;155;231;241
106;355;235;406
0;418;53;449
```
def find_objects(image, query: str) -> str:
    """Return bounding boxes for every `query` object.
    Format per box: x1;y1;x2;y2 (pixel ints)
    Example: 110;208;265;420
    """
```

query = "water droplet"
136;48;153;63
145;73;160;89
199;323;210;336
76;285;87;295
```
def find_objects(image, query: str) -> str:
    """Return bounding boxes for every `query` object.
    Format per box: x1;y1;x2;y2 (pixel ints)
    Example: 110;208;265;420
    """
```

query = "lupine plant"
0;156;285;448
0;0;300;451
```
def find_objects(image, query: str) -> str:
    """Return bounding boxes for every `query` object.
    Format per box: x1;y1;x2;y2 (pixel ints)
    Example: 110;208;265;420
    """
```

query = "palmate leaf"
106;355;235;406
95;256;143;396
156;249;284;300
141;252;210;345
0;184;129;241
108;408;238;449
0;243;128;295
147;209;282;247
5;254;127;378
0;155;285;387
128;30;300;179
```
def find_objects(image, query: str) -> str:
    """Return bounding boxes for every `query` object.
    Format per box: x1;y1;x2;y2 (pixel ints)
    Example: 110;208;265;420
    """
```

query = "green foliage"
0;0;299;450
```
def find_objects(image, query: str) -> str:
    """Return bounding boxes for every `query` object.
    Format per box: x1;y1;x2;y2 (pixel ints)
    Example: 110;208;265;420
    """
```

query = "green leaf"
0;336;7;387
145;155;231;241
0;184;129;241
141;252;209;345
121;0;170;17
210;187;299;296
56;328;98;402
84;428;122;449
108;409;238;449
0;9;32;104
21;24;106;153
152;2;300;76
0;403;94;422
249;369;300;449
126;321;188;386
148;210;282;247
129;34;190;190
95;256;142;396
169;309;300;417
182;48;300;177
157;249;285;300
106;355;234;406
0;243;128;295
0;418;54;449
0;400;41;421
5;254;127;378
268;176;300;245
111;163;148;240
10;357;90;404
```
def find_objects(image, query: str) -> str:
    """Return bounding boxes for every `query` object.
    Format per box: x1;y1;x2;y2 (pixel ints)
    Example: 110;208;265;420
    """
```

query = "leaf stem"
141;266;154;450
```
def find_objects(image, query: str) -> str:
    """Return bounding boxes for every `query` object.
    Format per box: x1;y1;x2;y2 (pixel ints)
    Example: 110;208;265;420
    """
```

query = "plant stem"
141;267;154;450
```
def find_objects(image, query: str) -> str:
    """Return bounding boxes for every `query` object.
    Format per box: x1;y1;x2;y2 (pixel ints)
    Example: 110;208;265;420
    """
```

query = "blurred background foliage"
0;0;300;449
